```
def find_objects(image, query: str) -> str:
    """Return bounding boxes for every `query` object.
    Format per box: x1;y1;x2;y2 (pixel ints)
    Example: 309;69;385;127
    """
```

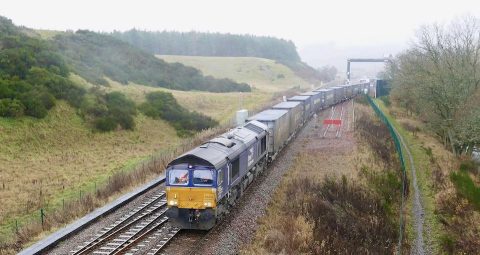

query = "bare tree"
391;15;480;155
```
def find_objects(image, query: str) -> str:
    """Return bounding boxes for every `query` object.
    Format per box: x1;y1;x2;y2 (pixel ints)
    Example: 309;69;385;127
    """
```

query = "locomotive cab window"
193;170;214;186
217;169;223;186
169;169;189;185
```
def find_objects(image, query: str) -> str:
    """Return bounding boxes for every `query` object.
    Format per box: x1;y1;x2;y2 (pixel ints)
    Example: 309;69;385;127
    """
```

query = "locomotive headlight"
204;202;212;207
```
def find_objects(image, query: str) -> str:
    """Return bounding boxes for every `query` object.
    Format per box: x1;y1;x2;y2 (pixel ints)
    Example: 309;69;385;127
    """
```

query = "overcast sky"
2;0;480;49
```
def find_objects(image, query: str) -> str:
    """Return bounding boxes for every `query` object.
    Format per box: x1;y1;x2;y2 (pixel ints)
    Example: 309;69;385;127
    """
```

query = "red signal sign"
323;119;342;125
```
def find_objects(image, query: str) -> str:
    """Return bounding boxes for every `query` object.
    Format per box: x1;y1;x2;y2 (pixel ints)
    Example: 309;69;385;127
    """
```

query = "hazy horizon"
3;0;480;69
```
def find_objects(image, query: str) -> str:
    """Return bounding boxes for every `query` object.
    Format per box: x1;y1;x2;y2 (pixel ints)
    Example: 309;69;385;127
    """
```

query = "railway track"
323;101;346;138
70;191;179;255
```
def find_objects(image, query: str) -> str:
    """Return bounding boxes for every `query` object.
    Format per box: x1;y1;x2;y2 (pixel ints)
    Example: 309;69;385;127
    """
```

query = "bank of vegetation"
244;101;408;254
385;16;480;253
0;17;84;119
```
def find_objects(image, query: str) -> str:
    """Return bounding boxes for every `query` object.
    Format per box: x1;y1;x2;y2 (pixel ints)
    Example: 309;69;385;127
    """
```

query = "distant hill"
112;30;323;84
111;30;301;62
53;30;250;92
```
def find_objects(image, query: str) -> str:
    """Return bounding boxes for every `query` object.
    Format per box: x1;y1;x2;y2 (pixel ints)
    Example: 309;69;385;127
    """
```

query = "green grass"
374;99;442;253
0;101;180;240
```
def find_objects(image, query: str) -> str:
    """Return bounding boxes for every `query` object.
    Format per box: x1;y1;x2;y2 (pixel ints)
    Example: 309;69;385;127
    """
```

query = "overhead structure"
346;57;392;81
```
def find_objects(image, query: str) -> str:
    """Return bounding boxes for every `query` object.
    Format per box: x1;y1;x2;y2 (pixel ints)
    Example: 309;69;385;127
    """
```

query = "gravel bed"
44;185;165;255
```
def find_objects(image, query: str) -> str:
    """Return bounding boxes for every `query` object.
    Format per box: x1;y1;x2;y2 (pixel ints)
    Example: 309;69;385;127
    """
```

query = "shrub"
141;91;218;134
450;170;480;210
0;98;25;117
116;114;135;130
20;94;48;118
459;159;479;175
279;176;404;254
94;116;117;132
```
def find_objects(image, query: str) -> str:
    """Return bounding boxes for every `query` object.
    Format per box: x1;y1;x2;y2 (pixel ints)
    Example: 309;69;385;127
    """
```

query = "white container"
236;109;249;126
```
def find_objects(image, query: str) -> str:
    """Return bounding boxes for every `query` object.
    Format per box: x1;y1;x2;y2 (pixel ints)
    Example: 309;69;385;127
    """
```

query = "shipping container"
287;95;313;120
248;109;290;155
301;91;322;112
314;88;335;108
330;86;344;104
272;101;303;136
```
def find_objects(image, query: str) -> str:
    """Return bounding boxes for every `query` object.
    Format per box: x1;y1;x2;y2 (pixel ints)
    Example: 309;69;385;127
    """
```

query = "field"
0;102;181;238
0;56;311;247
158;55;311;92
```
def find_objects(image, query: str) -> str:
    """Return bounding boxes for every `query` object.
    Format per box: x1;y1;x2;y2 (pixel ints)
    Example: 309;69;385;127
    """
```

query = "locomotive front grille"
166;187;217;209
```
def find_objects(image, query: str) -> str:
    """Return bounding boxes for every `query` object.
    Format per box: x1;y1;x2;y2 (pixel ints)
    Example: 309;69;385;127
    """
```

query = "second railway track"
70;190;179;255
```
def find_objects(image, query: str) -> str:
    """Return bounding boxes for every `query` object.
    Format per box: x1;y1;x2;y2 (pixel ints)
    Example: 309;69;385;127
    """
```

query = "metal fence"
366;95;407;254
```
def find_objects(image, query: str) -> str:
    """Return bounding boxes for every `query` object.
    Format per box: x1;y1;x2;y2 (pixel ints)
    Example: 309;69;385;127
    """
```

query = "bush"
116;114;135;130
85;91;137;131
20;95;48;118
94;116;117;132
450;169;480;210
140;91;218;134
459;159;479;175
279;176;404;254
0;98;25;117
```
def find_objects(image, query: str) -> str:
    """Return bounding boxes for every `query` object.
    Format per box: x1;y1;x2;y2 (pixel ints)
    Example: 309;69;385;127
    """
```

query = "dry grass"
0;118;228;253
379;98;480;253
243;102;408;254
0;102;180;241
105;80;275;124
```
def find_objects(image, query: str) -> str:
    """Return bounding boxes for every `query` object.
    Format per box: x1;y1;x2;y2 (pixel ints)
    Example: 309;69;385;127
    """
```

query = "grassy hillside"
0;101;180;238
158;55;311;92
54;30;250;92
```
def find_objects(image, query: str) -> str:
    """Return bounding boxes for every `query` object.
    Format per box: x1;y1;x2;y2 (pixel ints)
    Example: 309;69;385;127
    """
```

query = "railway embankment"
376;99;480;254
241;98;409;254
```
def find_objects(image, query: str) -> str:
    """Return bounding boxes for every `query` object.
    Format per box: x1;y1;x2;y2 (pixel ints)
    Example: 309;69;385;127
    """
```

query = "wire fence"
366;95;407;254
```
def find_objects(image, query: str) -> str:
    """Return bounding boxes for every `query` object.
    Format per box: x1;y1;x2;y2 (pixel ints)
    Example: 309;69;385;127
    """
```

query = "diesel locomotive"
165;82;370;230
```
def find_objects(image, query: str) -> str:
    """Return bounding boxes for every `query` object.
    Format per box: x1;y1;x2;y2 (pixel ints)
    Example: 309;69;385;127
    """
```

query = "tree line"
110;30;301;62
388;16;480;156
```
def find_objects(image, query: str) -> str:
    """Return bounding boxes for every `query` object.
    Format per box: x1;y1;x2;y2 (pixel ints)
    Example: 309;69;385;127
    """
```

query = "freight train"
165;82;370;230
